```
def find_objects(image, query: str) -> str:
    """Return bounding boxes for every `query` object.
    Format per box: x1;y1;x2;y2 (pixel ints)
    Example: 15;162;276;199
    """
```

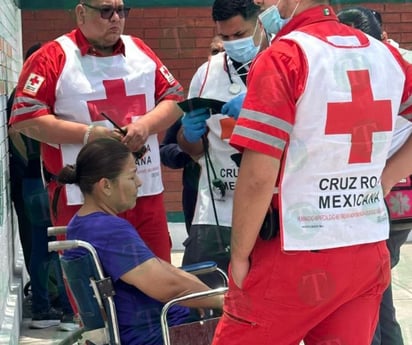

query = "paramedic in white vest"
177;0;268;282
9;0;184;263
211;0;412;344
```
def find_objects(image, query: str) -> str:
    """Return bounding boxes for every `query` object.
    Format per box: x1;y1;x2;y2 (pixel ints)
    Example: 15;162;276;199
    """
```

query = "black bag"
182;224;230;289
259;205;280;240
182;224;231;269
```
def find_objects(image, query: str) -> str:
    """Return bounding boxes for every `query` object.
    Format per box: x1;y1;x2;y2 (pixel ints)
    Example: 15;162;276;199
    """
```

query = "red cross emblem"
23;73;45;96
325;70;392;164
162;67;170;77
87;79;146;125
30;75;41;85
159;65;175;85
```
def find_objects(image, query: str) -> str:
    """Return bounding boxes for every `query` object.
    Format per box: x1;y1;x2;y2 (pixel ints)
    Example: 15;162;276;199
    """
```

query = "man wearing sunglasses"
10;0;183;270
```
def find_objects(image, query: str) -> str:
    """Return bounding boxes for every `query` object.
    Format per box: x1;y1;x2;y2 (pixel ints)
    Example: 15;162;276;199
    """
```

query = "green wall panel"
167;211;185;223
20;0;214;10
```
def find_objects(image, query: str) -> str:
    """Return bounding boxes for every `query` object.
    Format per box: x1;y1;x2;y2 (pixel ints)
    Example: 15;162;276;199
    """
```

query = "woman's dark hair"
337;6;383;41
57;138;132;194
371;9;382;27
212;0;260;22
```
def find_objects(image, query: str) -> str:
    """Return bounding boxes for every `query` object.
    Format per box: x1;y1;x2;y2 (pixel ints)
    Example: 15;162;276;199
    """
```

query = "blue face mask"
258;5;288;36
223;24;262;63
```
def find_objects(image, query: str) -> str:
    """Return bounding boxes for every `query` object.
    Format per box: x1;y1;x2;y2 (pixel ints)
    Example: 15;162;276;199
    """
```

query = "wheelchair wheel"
23;281;31;297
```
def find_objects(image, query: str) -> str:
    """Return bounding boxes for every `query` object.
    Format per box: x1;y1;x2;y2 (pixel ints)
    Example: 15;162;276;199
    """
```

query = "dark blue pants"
372;228;410;345
23;178;72;315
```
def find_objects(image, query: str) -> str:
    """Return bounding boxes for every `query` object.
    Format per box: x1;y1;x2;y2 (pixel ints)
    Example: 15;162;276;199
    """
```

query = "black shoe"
30;307;62;329
22;293;33;318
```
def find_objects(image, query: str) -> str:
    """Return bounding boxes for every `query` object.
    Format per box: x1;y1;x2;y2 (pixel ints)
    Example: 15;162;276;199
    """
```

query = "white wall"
0;1;24;344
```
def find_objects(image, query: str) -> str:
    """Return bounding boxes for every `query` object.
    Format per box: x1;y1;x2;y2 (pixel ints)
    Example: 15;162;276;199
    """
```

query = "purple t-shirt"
64;212;189;345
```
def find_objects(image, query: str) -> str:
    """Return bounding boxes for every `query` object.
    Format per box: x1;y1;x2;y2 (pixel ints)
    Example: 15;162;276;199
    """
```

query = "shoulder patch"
159;65;175;85
23;73;45;96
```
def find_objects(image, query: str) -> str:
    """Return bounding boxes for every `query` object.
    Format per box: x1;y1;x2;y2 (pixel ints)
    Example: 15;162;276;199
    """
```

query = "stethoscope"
224;54;249;95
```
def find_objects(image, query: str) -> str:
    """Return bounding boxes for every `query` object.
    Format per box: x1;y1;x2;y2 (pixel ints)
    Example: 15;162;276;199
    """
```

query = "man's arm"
9;42;120;145
382;45;412;195
382;133;412;196
231;148;279;288
11;115;118;144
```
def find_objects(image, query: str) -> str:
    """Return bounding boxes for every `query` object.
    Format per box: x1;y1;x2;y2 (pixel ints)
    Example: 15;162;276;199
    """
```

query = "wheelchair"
47;226;228;345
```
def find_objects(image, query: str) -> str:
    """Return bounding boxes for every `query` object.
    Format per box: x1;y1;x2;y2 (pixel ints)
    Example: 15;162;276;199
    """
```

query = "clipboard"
178;97;225;114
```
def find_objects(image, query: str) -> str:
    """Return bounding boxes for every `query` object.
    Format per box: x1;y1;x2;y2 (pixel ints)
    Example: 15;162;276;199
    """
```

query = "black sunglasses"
82;3;131;19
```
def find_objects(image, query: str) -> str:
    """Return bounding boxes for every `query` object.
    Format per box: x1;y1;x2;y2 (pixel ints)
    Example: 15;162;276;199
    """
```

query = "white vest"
280;31;405;250
54;35;162;205
190;53;246;226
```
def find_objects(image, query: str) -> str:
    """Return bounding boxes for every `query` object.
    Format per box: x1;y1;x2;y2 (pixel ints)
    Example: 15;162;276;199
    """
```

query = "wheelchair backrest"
60;254;106;331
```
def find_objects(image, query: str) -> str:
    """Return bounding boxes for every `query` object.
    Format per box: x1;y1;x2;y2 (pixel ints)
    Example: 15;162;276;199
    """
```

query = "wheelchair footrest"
169;317;220;345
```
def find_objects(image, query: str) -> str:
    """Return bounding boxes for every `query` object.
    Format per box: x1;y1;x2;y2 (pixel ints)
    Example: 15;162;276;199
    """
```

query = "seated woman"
59;138;222;345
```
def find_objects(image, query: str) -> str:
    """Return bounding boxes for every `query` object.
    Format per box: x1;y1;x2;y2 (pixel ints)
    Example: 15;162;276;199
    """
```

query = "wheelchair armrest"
48;240;80;252
180;261;229;287
47;226;68;236
180;261;217;275
163;287;227;309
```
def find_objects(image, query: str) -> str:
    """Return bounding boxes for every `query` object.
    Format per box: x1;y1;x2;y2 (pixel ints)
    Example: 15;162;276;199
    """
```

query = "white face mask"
258;1;299;36
258;5;288;36
223;22;263;63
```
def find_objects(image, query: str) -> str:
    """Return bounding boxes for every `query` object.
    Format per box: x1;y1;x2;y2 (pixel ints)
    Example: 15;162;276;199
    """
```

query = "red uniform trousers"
212;236;390;345
48;181;172;262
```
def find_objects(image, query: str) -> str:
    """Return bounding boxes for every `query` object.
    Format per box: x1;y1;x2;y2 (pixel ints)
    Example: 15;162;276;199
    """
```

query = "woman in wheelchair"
58;138;223;345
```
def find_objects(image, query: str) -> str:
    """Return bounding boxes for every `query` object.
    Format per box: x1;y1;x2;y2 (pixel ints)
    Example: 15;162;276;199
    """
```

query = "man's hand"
230;256;250;289
181;108;211;143
88;125;121;143
221;93;246;120
121;121;150;152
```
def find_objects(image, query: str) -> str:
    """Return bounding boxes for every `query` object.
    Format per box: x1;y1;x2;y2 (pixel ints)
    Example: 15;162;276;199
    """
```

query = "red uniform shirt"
10;28;184;175
230;6;412;160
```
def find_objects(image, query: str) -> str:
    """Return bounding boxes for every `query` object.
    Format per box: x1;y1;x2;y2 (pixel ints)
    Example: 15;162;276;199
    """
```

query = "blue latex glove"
181;108;211;143
221;92;246;120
